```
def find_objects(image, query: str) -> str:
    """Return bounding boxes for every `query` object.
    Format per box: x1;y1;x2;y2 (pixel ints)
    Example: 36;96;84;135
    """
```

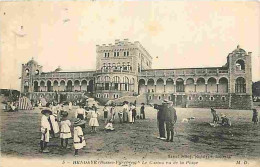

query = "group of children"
40;103;86;156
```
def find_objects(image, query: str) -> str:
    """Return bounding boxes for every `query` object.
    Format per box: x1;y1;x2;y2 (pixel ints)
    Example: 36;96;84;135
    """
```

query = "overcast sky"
0;1;259;90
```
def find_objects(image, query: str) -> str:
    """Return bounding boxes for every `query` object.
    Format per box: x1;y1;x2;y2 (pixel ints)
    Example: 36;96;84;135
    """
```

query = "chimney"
123;39;129;44
115;39;120;45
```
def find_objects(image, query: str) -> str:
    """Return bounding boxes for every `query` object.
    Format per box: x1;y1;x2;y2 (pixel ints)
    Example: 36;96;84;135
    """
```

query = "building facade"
21;39;253;109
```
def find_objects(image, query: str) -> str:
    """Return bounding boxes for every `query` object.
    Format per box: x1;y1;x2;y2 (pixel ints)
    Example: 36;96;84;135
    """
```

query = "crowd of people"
39;99;259;156
39;100;147;156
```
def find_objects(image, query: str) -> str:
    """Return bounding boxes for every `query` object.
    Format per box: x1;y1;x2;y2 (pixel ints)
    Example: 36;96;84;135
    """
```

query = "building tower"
21;58;42;95
228;45;253;109
95;39;152;101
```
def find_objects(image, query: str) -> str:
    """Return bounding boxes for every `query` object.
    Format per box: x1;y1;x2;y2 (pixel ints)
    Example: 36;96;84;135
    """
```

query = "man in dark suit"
165;101;177;142
155;102;166;140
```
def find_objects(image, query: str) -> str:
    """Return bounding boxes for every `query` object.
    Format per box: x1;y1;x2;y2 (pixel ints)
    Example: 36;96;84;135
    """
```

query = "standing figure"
49;112;60;138
60;111;72;149
165;101;177;142
75;105;86;128
252;108;259;125
210;108;219;127
128;103;133;124
89;110;99;133
130;103;137;124
74;118;86;156
92;104;98;112
56;103;62;122
40;109;52;153
69;101;73;111
140;103;145;119
46;103;56;138
122;101;129;123
155;103;166;140
103;105;109;124
118;105;123;123
110;104;116;122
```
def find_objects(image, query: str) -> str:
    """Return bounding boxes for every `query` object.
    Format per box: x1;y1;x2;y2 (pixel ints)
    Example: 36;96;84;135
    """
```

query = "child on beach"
40;109;52;153
60;111;72;148
89;109;99;133
105;119;115;131
73;118;86;156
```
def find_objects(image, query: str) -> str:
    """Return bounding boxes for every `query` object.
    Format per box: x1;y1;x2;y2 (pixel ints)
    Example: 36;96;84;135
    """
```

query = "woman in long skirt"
122;101;129;123
128;103;134;124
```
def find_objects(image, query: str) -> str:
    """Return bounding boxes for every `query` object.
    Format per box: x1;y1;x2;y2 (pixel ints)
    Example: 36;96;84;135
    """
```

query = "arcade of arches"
95;76;135;92
32;80;94;93
138;77;229;94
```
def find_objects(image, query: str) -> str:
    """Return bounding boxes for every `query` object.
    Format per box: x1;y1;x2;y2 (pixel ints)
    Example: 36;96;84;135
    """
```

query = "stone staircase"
106;94;147;106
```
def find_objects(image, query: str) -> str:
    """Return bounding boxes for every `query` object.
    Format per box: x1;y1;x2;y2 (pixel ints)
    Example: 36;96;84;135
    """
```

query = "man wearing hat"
140;103;145;119
155;100;168;140
40;109;52;153
165;100;177;142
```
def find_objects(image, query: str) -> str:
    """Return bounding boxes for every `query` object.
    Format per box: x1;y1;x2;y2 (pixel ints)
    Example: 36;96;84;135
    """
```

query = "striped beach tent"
18;96;33;110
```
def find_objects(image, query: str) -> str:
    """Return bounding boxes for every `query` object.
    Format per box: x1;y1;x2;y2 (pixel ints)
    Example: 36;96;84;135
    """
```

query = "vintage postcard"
0;0;259;167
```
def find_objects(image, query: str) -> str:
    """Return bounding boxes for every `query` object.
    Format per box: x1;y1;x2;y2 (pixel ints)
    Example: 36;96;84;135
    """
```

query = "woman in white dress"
89;110;99;133
128;103;133;124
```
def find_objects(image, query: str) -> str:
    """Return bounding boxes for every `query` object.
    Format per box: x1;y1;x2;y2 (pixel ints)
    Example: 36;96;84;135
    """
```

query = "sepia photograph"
0;1;259;167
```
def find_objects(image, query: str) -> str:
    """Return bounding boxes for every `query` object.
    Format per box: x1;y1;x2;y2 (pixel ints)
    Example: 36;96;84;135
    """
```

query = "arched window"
25;69;30;76
176;78;184;92
67;80;73;92
235;77;246;93
138;79;146;94
104;76;110;90
113;76;120;91
236;59;245;71
122;76;129;91
33;81;38;92
35;69;39;75
47;81;52;92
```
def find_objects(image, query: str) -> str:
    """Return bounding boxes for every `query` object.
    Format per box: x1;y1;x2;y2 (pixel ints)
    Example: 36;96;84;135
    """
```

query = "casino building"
21;39;253;109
